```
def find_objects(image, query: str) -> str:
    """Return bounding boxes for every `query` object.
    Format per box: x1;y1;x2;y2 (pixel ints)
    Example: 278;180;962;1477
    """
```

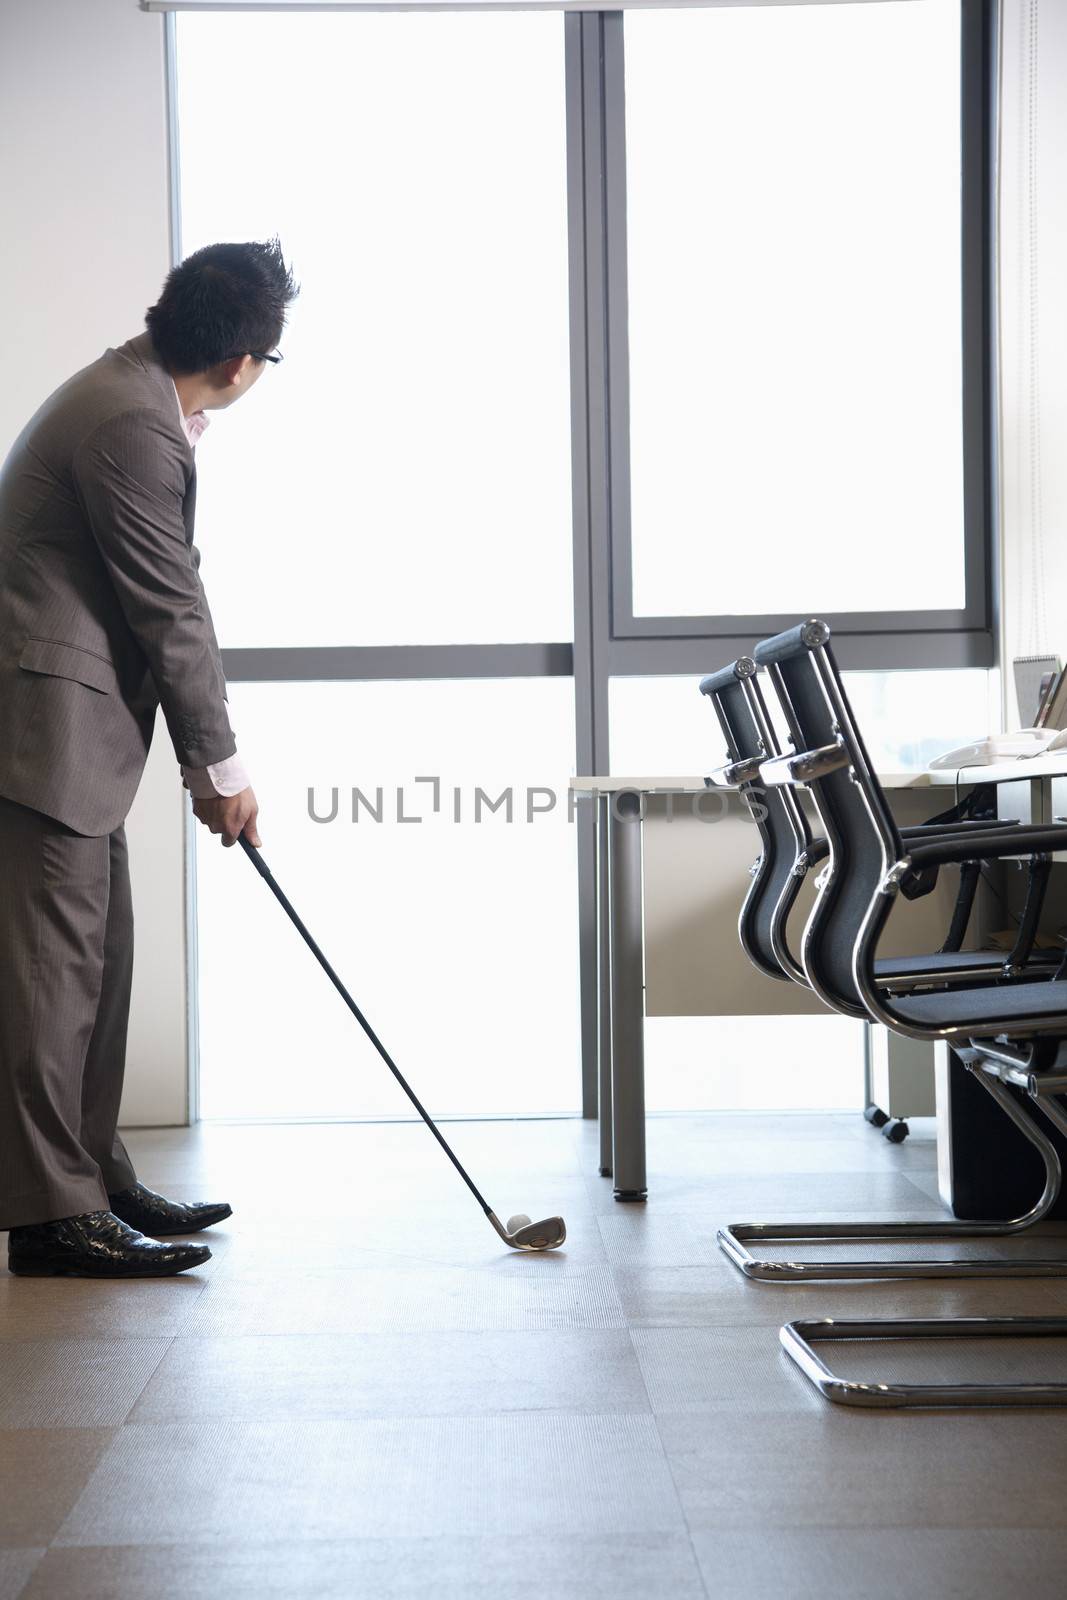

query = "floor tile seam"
11;1426;125;1558
683;1513;1067;1533
24;1530;710;1555
623;1324;712;1600
174;1323;632;1335
112;1335;179;1426
148;1327;641;1345
121;1401;659;1427
8;1545;47;1598
0;1424;123;1436
574;1162;613;1209
102;1408;691;1439
0;1334;178;1431
0;1336;176;1347
645;1408;712;1600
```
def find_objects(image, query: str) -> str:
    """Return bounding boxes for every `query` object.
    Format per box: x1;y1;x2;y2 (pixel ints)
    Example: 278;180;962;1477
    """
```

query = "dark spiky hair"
145;238;298;375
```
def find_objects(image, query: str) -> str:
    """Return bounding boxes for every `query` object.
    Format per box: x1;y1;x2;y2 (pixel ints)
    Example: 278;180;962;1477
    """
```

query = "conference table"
571;752;1067;1202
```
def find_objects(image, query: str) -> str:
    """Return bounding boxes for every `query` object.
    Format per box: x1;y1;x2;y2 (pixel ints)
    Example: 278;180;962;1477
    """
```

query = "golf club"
237;834;566;1252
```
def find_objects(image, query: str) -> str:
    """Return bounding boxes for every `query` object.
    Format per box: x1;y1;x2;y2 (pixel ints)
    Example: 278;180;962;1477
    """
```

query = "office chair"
749;619;1067;1406
699;636;1065;1285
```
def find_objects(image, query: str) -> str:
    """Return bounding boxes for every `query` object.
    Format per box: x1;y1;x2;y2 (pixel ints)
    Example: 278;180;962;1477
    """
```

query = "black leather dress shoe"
8;1211;211;1277
108;1181;233;1236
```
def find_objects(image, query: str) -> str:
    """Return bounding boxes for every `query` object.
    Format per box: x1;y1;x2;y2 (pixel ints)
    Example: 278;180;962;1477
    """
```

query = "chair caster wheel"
864;1103;889;1128
883;1118;910;1144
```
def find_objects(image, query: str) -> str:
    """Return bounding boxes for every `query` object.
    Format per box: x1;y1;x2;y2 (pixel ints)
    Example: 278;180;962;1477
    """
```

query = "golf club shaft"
237;834;494;1216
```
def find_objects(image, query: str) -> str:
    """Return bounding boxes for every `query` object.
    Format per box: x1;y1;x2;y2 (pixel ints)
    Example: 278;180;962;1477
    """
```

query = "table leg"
608;789;647;1201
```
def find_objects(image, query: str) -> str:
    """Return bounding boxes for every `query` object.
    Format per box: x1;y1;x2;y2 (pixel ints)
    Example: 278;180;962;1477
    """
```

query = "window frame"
594;1;997;668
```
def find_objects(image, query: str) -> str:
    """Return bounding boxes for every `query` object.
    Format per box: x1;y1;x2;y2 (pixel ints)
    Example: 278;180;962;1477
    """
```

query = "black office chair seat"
892;976;1067;1028
875;949;1060;984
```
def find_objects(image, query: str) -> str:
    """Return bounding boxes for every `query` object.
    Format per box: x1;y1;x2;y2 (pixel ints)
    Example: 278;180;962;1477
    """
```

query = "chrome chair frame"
780;1316;1067;1408
719;1065;1065;1280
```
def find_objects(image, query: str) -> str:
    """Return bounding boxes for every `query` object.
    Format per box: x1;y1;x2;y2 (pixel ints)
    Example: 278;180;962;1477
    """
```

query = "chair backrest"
699;656;811;985
752;619;904;1016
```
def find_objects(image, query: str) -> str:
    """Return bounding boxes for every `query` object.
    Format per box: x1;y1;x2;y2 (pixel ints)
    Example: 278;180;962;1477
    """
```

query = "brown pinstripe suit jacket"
0;332;235;836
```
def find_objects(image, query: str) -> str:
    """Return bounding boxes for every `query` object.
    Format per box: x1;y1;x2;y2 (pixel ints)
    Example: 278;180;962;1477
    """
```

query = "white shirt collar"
171;378;209;448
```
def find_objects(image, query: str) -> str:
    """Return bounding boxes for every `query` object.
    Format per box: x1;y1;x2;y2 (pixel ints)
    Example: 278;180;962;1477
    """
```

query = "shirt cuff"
182;751;251;800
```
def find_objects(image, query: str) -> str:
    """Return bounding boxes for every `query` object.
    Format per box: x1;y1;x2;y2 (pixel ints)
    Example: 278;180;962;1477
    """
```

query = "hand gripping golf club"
238;835;566;1252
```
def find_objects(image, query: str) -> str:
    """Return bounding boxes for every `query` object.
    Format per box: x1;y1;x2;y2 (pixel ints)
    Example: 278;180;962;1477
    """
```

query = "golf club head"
489;1211;567;1252
507;1213;567;1251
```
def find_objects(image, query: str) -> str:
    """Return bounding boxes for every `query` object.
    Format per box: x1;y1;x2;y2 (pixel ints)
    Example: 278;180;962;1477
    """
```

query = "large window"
623;0;966;624
176;11;573;650
176;11;578;1119
196;680;580;1121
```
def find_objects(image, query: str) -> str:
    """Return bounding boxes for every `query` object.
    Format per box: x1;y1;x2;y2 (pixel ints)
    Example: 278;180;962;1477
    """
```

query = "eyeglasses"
250;350;283;365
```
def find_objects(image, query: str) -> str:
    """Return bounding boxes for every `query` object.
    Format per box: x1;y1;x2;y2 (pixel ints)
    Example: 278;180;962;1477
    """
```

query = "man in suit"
0;239;298;1277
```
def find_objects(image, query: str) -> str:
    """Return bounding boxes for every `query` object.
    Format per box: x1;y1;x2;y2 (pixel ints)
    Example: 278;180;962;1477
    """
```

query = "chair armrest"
902;824;1067;871
760;741;850;786
704;755;764;789
793;820;1011;877
892;825;1067;901
899;819;1014;841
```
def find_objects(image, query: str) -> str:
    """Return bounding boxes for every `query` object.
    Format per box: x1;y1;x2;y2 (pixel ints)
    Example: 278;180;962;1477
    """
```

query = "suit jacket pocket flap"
19;638;117;695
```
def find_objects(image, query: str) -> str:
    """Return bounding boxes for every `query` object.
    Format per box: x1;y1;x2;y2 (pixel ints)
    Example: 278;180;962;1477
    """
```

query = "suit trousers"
0;793;138;1229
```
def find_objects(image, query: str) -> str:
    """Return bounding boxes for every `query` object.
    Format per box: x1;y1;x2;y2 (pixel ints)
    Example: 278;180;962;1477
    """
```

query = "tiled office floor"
3;1112;1067;1599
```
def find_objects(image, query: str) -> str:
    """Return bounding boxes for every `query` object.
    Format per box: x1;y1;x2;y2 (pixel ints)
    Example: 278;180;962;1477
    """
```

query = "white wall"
999;0;1067;717
0;0;189;1125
